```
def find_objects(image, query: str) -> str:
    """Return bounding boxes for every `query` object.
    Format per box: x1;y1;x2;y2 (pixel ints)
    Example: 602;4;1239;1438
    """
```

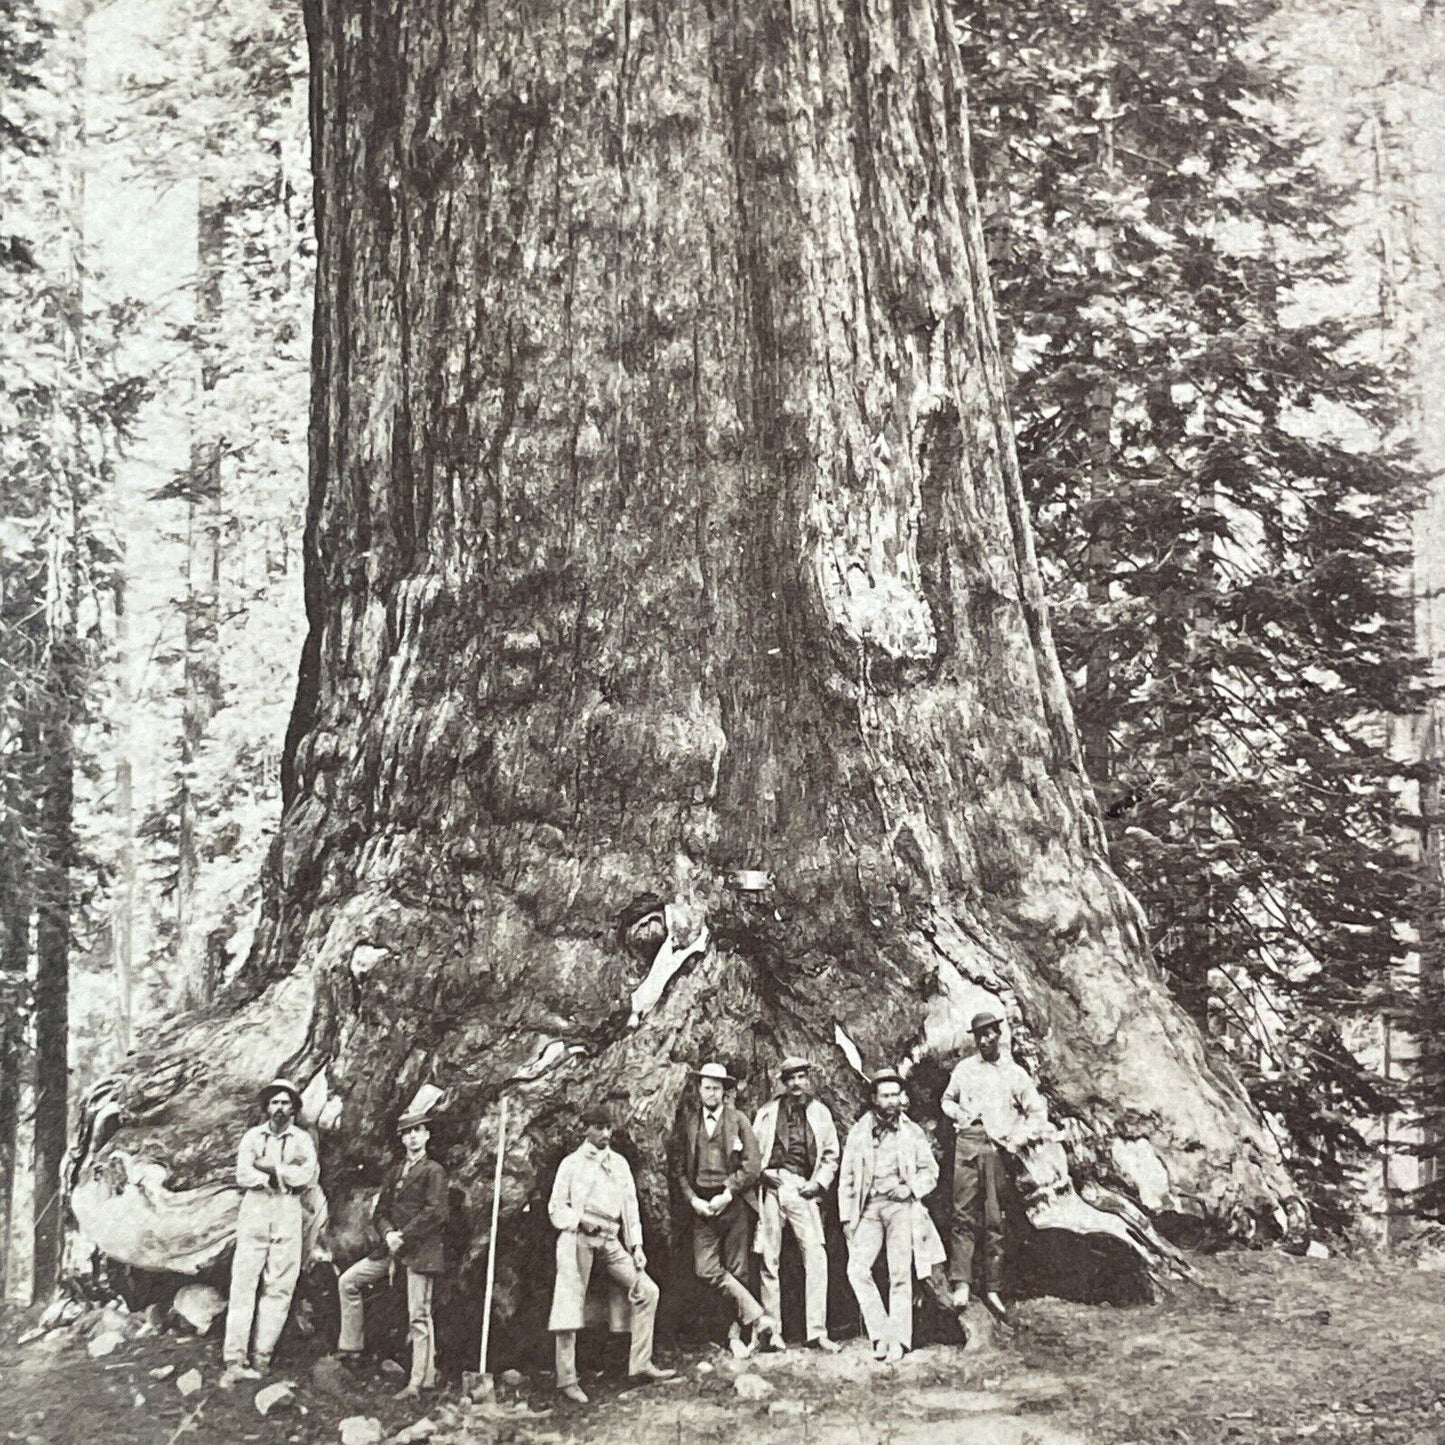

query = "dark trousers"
949;1130;1004;1291
692;1188;764;1325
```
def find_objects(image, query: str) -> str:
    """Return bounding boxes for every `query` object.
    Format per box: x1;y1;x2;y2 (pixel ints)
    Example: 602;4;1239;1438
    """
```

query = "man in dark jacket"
335;1105;449;1397
668;1061;777;1352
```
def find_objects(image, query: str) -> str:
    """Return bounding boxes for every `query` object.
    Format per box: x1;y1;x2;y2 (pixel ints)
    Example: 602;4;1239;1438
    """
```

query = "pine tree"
960;0;1429;1228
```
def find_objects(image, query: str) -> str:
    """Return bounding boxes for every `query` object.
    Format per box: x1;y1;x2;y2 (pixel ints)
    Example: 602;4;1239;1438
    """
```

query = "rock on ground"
338;1416;384;1445
176;1368;203;1397
171;1283;227;1335
734;1373;773;1401
255;1381;296;1416
86;1330;124;1359
390;1419;436;1444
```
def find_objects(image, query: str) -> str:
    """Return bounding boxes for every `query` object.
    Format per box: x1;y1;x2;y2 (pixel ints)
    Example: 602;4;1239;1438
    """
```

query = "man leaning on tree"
221;1077;320;1388
940;1008;1049;1321
750;1055;841;1352
669;1061;779;1353
839;1068;946;1365
334;1096;449;1398
548;1105;675;1405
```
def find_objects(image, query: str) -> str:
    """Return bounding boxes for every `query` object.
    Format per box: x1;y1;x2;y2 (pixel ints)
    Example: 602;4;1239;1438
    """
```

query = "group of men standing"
545;1008;1050;1400
214;1007;1049;1403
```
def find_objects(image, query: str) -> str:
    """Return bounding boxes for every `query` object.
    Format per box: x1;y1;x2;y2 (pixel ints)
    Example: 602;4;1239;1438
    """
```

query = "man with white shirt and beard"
220;1078;320;1387
548;1106;675;1405
941;1009;1050;1321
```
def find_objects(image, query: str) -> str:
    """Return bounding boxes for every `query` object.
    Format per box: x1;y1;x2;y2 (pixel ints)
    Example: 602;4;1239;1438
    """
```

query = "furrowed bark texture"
79;0;1298;1318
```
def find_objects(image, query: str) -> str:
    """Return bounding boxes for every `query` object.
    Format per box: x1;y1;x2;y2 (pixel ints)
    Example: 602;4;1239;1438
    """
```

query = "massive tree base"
70;0;1298;1328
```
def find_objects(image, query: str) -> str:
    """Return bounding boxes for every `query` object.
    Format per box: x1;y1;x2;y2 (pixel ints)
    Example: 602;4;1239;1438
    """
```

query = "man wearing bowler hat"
220;1077;320;1387
839;1068;945;1364
750;1056;841;1351
335;1094;449;1398
668;1062;778;1350
941;1008;1049;1319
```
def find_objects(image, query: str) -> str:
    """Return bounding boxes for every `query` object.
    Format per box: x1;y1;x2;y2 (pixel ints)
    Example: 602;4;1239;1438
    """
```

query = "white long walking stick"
477;1095;508;1390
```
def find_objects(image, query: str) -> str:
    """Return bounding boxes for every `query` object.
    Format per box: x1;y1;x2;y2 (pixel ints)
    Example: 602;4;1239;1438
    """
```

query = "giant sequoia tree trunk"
75;0;1299;1322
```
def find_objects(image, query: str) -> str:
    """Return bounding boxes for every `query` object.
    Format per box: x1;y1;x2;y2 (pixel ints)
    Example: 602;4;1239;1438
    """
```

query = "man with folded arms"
221;1077;320;1387
751;1055;840;1352
548;1106;675;1405
839;1068;946;1365
941;1008;1050;1321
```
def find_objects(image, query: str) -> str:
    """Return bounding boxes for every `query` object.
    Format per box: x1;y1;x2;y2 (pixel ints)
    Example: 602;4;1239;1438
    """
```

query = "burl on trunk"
72;0;1299;1320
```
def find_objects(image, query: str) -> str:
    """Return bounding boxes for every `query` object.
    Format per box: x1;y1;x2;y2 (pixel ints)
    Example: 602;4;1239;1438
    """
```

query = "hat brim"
689;1069;737;1085
260;1086;303;1113
971;1020;1004;1035
396;1114;433;1133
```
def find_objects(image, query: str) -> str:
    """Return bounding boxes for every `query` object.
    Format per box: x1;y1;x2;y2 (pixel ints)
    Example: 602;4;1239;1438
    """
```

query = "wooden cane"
476;1095;508;1392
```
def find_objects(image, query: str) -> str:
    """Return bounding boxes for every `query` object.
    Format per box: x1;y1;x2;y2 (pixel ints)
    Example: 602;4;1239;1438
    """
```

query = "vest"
693;1114;730;1189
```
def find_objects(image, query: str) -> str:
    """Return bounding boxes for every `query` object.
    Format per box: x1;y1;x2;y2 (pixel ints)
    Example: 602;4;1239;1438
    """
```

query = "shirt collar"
581;1142;610;1162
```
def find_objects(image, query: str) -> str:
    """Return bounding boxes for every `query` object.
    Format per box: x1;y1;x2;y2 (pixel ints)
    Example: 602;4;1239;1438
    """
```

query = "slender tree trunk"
0;735;34;1302
32;680;73;1301
113;574;135;1056
86;0;1298;1312
178;195;226;1010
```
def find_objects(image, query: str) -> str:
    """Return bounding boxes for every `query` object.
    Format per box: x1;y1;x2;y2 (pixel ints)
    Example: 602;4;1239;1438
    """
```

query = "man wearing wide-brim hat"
667;1062;778;1350
220;1078;321;1387
749;1056;841;1352
940;1009;1049;1320
838;1068;946;1364
334;1089;450;1398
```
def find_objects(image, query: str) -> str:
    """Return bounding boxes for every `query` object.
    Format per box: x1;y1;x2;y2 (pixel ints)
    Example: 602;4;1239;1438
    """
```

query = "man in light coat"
335;1103;449;1397
941;1009;1050;1319
221;1078;320;1387
750;1056;841;1352
548;1106;674;1405
839;1069;946;1364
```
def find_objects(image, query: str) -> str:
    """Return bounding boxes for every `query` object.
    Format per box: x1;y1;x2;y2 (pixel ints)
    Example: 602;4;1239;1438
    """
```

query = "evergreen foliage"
960;0;1430;1228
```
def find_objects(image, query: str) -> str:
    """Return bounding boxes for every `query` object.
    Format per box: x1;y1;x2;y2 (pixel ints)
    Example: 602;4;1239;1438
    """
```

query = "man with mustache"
839;1069;945;1365
750;1056;841;1352
941;1009;1049;1321
220;1078;320;1387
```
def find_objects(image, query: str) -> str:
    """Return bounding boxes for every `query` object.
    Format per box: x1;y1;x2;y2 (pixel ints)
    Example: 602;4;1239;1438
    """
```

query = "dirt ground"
3;1251;1445;1445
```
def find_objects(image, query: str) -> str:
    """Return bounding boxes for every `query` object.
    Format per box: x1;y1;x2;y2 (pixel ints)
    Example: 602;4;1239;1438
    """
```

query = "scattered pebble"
697;1361;714;1375
768;1399;809;1417
734;1373;773;1401
176;1368;203;1397
172;1283;227;1335
338;1416;384;1445
501;1368;523;1386
390;1419;436;1444
380;1359;405;1377
86;1331;124;1359
149;1365;176;1381
255;1381;296;1416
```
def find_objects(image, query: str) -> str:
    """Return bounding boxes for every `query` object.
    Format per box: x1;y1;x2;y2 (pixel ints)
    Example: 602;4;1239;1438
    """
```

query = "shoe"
629;1364;679;1384
558;1383;589;1405
331;1352;363;1372
393;1384;421;1401
950;1283;971;1310
728;1323;754;1360
753;1314;782;1351
883;1341;905;1365
809;1336;842;1354
219;1364;261;1388
982;1291;1011;1324
872;1339;888;1362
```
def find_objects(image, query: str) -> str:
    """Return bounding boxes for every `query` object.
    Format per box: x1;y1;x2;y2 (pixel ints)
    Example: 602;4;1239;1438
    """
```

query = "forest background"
1;0;1444;1305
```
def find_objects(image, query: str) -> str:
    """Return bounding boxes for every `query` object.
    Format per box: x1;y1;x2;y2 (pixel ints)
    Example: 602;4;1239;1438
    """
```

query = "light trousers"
846;1198;915;1350
337;1254;437;1389
224;1190;303;1368
757;1171;828;1341
553;1233;659;1387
